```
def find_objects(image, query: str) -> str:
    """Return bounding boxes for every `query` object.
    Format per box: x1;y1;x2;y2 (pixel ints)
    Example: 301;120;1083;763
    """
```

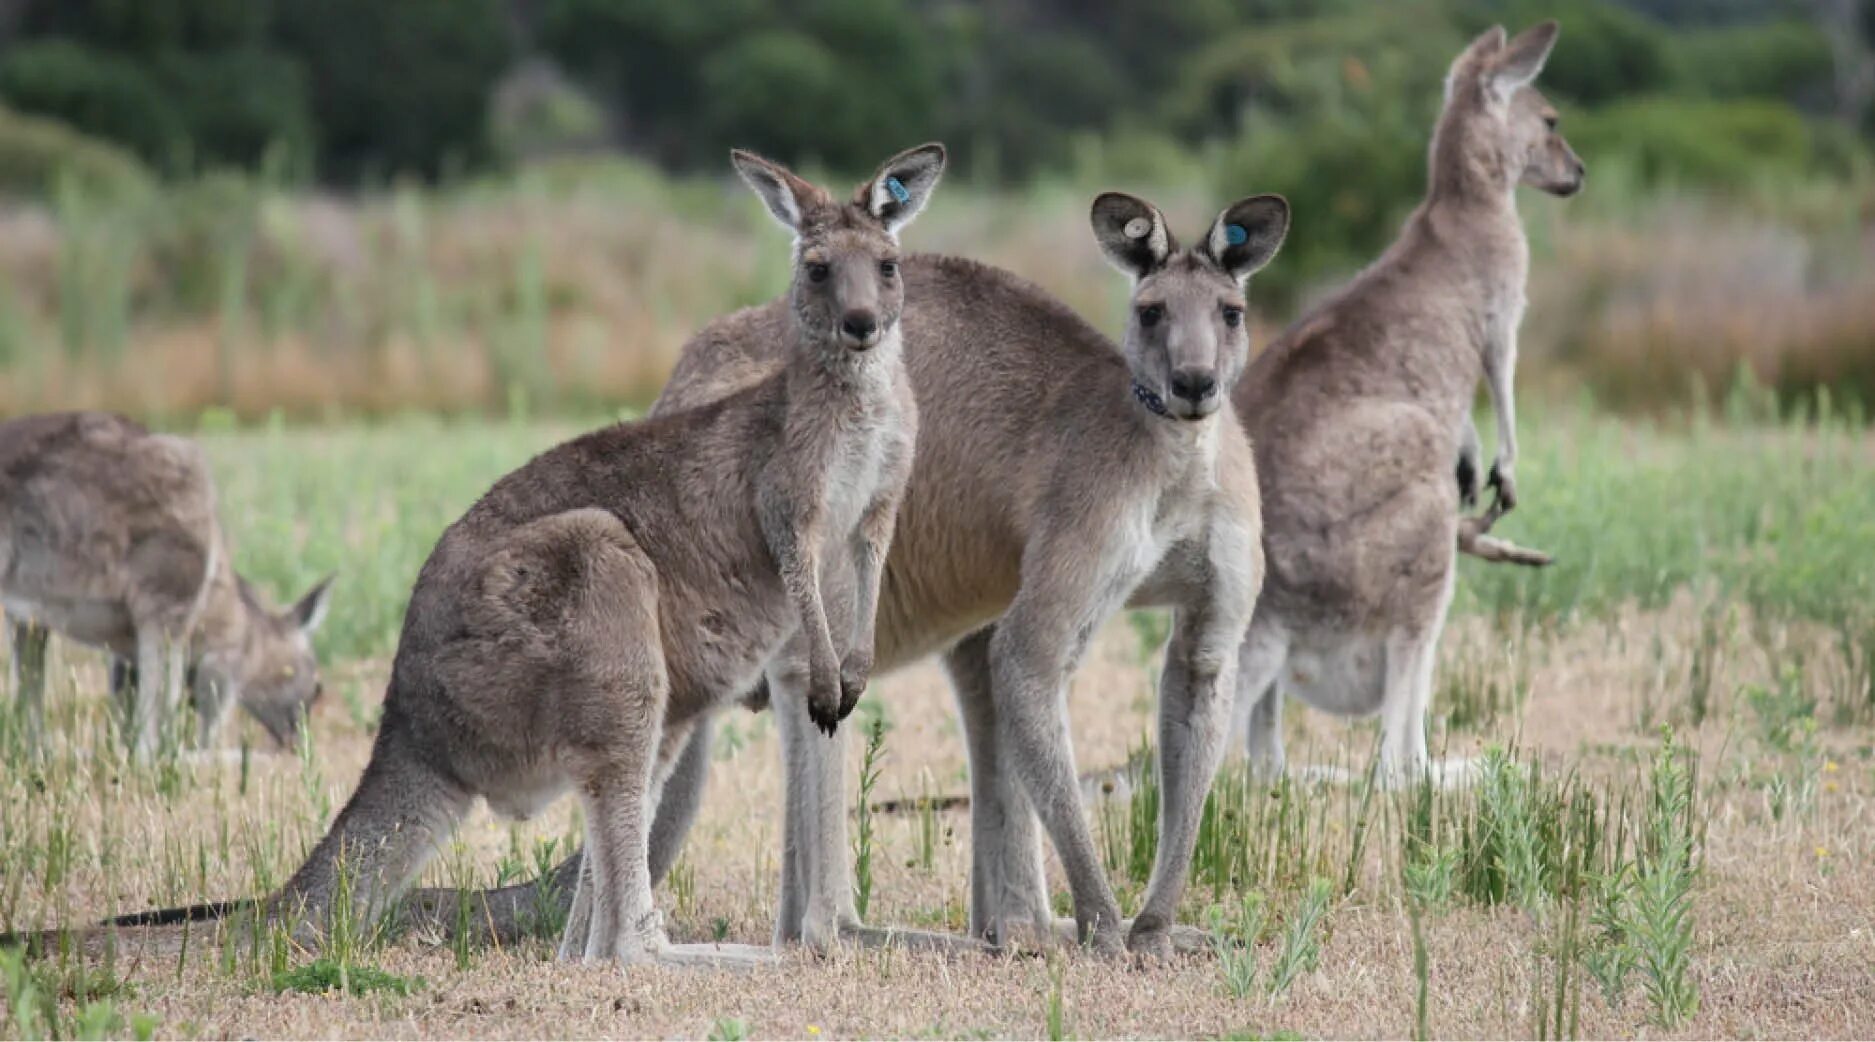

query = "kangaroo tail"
271;707;472;943
1457;512;1553;567
2;706;470;961
104;898;256;928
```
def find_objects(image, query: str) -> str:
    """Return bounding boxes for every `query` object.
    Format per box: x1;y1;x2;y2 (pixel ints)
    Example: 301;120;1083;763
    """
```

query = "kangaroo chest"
817;420;898;544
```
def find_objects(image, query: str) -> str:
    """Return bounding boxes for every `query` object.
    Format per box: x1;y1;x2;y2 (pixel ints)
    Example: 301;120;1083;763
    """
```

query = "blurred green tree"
273;0;513;182
0;39;187;167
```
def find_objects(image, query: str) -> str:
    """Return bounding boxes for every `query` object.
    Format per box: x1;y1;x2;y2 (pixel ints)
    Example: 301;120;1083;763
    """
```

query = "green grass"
1455;395;1875;629
170;400;1875;675
270;957;422;998
195;413;583;664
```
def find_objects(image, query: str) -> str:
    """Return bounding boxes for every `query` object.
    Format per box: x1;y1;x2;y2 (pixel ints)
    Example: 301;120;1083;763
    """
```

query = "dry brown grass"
5;590;1875;1040
4;168;1871;421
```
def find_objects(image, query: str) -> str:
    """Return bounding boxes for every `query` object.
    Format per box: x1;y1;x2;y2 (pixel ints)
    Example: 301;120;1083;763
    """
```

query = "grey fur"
0;412;332;756
1232;22;1582;784
202;145;936;968
12;146;947;965
645;190;1287;957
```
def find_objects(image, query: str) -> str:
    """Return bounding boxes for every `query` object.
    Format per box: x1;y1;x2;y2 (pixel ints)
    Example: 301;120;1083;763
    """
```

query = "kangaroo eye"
1543;115;1559;131
1137;304;1164;328
807;262;831;283
879;260;898;278
1222;306;1244;328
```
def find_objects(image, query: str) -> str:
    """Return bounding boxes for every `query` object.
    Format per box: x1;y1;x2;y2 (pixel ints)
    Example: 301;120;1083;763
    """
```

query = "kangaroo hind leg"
514;508;768;969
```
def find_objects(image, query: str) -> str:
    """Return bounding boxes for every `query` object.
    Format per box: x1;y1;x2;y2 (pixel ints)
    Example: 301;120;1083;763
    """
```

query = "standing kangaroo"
694;193;1286;958
1233;22;1583;782
40;144;945;966
0;412;333;755
461;192;1287;959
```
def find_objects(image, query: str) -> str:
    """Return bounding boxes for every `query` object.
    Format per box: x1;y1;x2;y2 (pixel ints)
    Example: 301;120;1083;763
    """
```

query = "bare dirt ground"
6;597;1874;1040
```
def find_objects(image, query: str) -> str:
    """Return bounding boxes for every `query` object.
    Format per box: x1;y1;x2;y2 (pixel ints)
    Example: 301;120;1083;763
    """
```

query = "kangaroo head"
731;143;946;354
214;574;334;747
1091;192;1289;421
1440;21;1585;198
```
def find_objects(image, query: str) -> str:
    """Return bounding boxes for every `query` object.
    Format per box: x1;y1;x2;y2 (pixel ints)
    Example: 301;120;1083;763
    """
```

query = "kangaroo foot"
841;922;994;956
655;941;779;969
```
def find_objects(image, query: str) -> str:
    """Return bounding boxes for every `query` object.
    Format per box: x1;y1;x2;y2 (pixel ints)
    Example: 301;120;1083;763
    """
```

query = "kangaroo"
1232;21;1583;783
1;412;333;756
35;144;946;966
441;191;1288;961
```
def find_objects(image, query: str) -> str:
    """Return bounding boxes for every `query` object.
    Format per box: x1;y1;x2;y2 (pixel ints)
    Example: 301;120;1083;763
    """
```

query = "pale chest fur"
1476;221;1530;356
1130;417;1257;603
812;340;914;545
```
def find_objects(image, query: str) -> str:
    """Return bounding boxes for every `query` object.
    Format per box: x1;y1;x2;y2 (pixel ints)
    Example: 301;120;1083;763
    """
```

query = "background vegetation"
0;0;1868;420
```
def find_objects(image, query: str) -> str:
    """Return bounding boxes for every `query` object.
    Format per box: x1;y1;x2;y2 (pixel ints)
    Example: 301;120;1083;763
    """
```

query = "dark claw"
808;699;842;737
1456;453;1479;509
838;676;866;720
1486;462;1517;513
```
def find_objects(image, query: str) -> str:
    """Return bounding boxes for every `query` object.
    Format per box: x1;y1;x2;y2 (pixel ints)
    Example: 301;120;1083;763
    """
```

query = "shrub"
0;40;186;169
1668;21;1835;104
0;104;153;198
147;48;314;176
1568;97;1840;190
272;0;514;182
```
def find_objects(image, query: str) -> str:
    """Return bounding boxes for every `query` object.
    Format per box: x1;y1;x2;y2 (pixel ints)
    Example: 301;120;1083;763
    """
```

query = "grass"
0;407;1872;1037
270;958;421;999
32;395;1839;678
853;715;889;924
0;158;1868;422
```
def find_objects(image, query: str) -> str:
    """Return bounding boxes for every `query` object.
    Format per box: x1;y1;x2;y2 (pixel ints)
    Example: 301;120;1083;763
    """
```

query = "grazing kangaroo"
0;412;333;755
1232;21;1583;782
445;191;1288;959
39;144;946;966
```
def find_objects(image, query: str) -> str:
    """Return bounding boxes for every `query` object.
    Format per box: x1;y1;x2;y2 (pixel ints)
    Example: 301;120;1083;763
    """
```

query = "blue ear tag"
1225;223;1249;247
886;176;911;205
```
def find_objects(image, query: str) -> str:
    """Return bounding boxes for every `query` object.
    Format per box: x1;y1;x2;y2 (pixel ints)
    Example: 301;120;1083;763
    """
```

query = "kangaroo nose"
841;311;879;345
1169;367;1218;403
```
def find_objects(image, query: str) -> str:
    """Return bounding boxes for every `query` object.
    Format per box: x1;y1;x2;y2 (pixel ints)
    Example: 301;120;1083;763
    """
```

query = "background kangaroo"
0;412;333;755
44;143;945;967
1232;21;1583;782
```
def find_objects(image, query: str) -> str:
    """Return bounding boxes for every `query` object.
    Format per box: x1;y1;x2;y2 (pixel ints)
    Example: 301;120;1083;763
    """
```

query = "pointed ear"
1090;193;1174;280
1447;24;1507;100
1202;195;1289;282
1489;21;1558;100
731;149;824;232
287;574;335;635
860;143;946;235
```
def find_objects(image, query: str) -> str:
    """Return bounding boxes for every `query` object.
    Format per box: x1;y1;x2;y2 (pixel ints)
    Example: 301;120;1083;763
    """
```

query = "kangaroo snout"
1559;158;1586;196
840;310;881;348
1169;367;1219;407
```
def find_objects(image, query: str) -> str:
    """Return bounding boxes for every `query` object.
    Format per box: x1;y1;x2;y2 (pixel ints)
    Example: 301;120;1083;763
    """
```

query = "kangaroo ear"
288;574;335;635
861;143;946;235
1446;24;1507;100
731;149;825;232
1485;20;1560;102
1488;21;1558;100
1091;193;1174;280
1202;195;1289;283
